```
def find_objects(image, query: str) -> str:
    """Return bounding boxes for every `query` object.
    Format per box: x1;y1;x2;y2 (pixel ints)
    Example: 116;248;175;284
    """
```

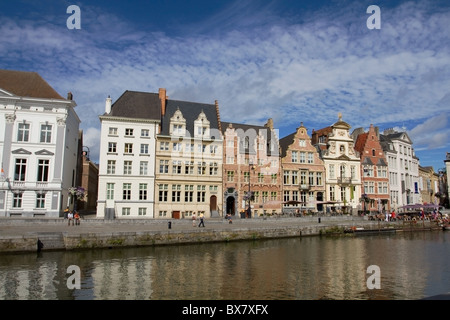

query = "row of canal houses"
0;70;424;219
96;88;422;219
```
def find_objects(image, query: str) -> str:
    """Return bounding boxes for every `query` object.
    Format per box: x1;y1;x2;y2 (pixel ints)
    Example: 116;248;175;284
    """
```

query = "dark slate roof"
279;132;296;158
109;90;161;120
221;121;279;156
160;99;220;138
0;69;64;99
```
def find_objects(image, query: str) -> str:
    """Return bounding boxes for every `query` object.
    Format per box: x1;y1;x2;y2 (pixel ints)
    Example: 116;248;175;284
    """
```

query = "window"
13;193;22;208
159;160;169;173
125;128;134;136
308;153;314;164
185;161;194;174
107;160;116;174
292;151;298;163
309;172;314;186
172;161;182;174
124;143;133;154
122;208;131;215
37;159;50;182
160;142;169;151
159;184;168;202
139;184;147;200
108;127;118;135
316;172;323;186
40;124;52;143
123;183;131;200
14;159;27;181
341;187;346;202
262;191;268;202
172;185;181;202
140;161;148;175
329;186;335;201
299;139;306;147
17;123;30;142
197;185;206;202
198;162;206;175
283;171;290;185
185;185;194;202
329;164;335;179
173;143;182;152
140;144;149;154
227;171;234;182
271;192;277;201
106;183;114;200
209;162;218;175
284;191;290;202
271;174;277;184
300;171;306;185
300;152;306;163
141;129;149;137
258;173;264;183
108;142;117;153
292;171;298;185
138;208;147;215
159;211;168;217
36;193;46;209
123;161;132;175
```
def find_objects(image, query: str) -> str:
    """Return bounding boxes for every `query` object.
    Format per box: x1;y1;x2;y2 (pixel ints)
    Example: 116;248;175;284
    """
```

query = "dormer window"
170;109;186;136
194;111;210;138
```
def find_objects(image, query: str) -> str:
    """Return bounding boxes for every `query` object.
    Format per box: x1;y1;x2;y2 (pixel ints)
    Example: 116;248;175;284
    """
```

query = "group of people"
191;213;205;227
64;208;81;226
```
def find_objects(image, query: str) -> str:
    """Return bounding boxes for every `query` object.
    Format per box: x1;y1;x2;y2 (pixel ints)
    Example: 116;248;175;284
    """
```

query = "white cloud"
1;0;449;166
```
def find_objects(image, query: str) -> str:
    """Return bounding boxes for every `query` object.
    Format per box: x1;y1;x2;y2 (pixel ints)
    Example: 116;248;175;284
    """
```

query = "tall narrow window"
14;159;27;181
106;183;114;200
13;193;22;208
123;183;131;200
40;124;52;143
36;193;46;208
37;159;50;182
139;184;147;200
18;123;30;142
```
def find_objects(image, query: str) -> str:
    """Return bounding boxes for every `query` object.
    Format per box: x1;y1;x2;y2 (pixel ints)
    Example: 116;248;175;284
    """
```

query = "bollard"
318;217;321;223
168;221;172;229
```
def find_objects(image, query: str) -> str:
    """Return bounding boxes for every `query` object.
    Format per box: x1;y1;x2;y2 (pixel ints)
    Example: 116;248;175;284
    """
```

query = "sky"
0;0;449;172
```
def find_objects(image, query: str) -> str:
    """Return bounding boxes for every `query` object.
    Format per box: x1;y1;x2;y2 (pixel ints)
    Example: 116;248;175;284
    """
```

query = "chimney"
105;95;112;114
67;92;73;100
159;88;167;116
215;100;222;132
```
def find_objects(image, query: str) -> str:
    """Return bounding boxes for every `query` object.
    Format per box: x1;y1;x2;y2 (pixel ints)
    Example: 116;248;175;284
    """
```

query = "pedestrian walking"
198;213;205;227
192;212;197;227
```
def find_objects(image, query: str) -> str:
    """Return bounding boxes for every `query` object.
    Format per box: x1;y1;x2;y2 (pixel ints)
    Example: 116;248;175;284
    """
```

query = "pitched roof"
109;90;161;120
0;69;64;99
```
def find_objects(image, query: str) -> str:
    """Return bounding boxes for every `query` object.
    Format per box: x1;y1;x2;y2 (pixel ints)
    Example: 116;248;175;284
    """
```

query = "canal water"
0;231;449;300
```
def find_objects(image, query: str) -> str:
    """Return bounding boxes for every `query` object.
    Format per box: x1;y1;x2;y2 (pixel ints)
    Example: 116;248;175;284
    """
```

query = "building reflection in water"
0;232;448;300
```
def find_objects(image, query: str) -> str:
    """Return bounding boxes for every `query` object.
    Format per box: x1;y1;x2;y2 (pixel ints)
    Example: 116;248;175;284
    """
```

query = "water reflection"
0;232;448;300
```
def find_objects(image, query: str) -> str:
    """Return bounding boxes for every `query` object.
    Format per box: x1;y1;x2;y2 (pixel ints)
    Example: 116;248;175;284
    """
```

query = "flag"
0;167;5;181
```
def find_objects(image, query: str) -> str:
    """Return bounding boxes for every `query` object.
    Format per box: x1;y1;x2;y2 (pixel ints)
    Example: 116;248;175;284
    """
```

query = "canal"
0;231;449;300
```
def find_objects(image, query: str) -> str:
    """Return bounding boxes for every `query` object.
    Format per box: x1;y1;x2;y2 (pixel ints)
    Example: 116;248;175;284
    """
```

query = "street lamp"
246;161;256;218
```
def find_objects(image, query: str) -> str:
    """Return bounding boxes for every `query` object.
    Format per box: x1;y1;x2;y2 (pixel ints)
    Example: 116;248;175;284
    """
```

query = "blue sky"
0;0;449;172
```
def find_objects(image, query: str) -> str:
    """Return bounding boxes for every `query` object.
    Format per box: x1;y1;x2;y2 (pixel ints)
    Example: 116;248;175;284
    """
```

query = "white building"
312;114;362;214
380;129;421;210
0;69;80;217
97;91;160;218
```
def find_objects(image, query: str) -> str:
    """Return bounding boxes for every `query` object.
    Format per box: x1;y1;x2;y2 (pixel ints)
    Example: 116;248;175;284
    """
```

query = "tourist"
67;211;74;226
192;212;196;227
198;213;205;227
74;211;80;226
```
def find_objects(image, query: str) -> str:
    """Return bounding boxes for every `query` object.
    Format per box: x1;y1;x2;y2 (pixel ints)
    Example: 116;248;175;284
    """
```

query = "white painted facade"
96;98;159;218
383;131;421;210
0;90;80;217
321;117;362;214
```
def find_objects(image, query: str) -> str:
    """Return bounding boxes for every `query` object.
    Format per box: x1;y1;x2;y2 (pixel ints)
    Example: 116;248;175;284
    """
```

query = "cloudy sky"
1;0;449;171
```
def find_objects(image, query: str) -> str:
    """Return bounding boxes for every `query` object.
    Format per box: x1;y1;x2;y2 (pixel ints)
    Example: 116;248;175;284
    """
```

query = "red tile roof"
0;69;64;99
